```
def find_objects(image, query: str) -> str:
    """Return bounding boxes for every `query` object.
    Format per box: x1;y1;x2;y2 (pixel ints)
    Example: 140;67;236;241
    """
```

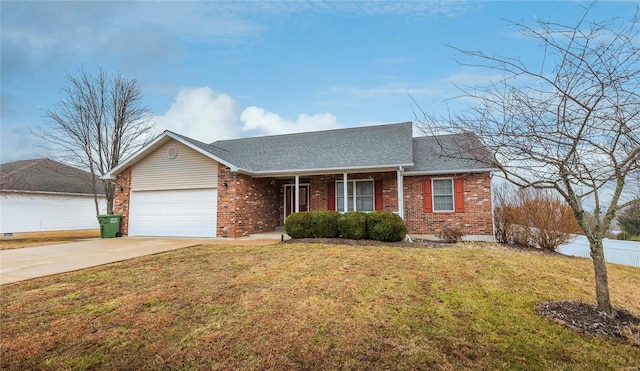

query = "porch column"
343;173;348;212
397;167;404;219
294;175;300;213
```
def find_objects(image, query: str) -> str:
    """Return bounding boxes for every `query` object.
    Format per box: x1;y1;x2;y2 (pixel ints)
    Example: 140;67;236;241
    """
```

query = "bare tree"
36;67;155;215
416;5;640;315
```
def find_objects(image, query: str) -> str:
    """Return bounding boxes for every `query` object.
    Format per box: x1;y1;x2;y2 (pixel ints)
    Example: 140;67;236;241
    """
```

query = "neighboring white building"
0;159;106;236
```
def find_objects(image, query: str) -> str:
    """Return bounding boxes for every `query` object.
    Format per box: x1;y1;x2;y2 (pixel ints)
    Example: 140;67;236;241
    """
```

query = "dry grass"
1;242;639;370
0;230;100;250
0;237;97;250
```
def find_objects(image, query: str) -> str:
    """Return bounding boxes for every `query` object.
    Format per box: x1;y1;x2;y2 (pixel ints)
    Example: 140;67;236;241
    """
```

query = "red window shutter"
327;182;335;211
374;179;383;211
423;179;433;213
454;178;465;212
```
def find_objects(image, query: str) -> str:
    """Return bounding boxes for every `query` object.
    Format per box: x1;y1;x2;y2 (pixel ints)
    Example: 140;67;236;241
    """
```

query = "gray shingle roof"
110;122;495;178
409;134;495;173
0;159;105;195
207;122;415;174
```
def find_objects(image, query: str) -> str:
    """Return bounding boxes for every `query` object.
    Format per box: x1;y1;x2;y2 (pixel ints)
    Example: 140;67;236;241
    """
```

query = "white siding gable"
131;139;219;191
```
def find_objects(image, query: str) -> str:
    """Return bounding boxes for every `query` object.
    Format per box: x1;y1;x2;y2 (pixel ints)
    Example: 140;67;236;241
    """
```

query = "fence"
557;236;640;268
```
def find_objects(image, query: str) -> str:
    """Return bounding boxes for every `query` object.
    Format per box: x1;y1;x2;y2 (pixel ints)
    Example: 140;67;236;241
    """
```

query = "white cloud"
153;87;241;142
240;107;340;136
154;87;342;143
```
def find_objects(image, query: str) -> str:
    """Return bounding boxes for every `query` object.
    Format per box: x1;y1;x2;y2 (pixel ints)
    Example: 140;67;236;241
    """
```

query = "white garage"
123;139;221;238
129;188;217;237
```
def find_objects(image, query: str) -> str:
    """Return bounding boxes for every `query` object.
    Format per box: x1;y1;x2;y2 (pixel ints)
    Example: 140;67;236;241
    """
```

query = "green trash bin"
97;214;122;238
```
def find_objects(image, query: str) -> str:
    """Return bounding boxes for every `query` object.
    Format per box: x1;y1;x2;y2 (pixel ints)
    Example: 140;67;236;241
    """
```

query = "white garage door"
129;189;217;237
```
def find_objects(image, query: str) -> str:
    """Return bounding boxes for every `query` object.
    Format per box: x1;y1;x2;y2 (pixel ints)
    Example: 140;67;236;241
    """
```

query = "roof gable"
130;138;220;190
103;131;240;179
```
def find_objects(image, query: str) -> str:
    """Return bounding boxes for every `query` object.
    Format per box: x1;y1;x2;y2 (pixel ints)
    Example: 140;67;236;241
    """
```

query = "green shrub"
617;231;630;240
286;211;340;239
312;211;340;238
366;211;407;242
628;235;640;242
285;212;314;239
286;210;406;241
338;212;368;240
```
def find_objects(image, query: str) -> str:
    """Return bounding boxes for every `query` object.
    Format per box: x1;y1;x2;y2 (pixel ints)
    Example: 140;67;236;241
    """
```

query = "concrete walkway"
0;235;282;285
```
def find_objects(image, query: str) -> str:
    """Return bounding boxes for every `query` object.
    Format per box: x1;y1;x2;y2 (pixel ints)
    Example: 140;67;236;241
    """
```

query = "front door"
284;184;310;222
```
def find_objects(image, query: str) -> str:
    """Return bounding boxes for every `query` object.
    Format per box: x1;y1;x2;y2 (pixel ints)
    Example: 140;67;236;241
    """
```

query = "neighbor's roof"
0;159;105;195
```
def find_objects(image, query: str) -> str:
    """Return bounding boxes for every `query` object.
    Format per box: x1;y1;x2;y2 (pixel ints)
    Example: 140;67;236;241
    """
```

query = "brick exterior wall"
217;164;280;238
403;173;493;237
113;166;132;236
308;175;331;213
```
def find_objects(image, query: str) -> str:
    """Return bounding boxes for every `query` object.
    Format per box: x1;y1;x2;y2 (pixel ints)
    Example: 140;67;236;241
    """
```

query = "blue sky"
1;1;637;164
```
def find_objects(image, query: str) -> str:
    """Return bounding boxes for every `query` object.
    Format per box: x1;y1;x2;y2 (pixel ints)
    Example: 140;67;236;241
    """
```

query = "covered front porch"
270;170;404;227
217;162;406;238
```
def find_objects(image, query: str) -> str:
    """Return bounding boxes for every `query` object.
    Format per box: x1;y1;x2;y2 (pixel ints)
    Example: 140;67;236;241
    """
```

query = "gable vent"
167;147;178;159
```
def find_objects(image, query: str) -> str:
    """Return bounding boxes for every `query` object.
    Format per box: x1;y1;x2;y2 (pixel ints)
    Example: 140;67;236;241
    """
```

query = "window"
423;178;465;213
432;178;454;212
336;180;374;212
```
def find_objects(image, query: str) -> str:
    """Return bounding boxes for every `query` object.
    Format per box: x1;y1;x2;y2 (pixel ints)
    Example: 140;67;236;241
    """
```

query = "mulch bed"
537;301;640;346
282;238;640;346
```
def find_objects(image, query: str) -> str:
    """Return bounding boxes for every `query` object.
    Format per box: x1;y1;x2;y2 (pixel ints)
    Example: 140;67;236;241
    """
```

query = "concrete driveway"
0;237;254;285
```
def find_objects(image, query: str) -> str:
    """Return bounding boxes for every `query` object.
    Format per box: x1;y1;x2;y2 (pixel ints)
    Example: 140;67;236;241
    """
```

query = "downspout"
490;172;496;242
295;175;300;213
343;173;348;212
397;166;404;219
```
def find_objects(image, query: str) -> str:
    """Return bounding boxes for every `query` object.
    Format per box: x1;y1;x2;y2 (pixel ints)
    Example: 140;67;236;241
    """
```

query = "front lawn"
1;242;638;369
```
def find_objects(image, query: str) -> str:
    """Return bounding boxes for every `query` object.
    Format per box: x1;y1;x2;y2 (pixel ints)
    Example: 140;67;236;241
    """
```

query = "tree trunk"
104;179;114;215
589;238;612;315
107;197;114;215
93;193;100;217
